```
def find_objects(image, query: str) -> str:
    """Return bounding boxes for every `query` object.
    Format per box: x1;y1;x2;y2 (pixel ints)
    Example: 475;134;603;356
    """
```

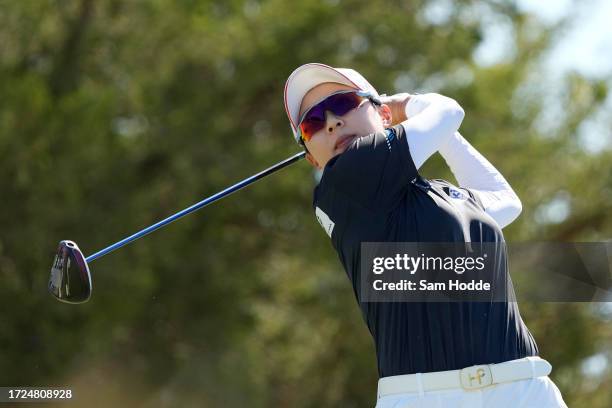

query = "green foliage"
0;0;609;407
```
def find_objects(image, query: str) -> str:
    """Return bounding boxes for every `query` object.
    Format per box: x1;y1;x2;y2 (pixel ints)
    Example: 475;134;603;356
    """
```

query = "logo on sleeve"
315;207;335;238
448;187;467;201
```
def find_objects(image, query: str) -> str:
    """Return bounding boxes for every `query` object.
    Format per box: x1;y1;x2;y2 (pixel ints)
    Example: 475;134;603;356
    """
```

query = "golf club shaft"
85;151;306;263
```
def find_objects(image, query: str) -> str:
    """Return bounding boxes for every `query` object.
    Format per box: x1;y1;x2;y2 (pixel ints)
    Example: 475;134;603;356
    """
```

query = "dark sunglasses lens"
327;92;363;116
300;118;324;141
300;106;326;141
299;92;364;141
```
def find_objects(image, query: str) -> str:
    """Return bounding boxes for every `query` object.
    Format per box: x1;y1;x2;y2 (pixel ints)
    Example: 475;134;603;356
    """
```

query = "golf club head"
48;240;92;304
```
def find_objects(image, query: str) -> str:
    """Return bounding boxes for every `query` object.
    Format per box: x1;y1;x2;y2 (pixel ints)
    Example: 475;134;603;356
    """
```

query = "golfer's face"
299;83;388;169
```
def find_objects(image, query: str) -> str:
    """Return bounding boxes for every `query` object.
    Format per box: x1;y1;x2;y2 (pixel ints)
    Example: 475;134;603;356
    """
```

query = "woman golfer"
283;63;567;407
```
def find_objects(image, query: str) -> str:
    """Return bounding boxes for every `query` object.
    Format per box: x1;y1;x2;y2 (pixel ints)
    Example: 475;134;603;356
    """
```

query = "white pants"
375;376;567;408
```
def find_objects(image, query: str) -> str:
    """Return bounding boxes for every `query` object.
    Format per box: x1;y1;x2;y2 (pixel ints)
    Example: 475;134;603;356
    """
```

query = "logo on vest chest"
447;187;468;201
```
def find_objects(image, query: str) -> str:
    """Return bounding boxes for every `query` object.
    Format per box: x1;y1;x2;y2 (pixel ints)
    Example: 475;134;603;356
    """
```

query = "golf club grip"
85;151;306;263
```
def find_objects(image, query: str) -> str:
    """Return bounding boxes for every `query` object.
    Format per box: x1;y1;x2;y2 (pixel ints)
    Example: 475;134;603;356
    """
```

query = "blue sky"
474;0;612;77
471;0;612;154
517;0;612;77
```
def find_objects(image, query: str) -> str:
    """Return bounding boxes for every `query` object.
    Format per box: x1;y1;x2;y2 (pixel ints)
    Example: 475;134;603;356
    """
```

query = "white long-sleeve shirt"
401;93;522;229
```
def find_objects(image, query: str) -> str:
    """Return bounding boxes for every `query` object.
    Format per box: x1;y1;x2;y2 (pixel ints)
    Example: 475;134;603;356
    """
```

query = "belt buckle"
460;365;493;390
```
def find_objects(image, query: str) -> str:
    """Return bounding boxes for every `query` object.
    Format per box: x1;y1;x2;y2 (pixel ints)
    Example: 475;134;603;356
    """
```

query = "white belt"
377;357;552;399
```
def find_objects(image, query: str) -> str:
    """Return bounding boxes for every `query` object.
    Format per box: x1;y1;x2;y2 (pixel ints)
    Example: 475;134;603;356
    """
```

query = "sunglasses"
297;90;379;143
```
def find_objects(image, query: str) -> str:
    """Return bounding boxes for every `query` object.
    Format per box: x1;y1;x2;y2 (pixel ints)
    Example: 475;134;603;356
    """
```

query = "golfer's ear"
305;152;322;170
379;104;393;127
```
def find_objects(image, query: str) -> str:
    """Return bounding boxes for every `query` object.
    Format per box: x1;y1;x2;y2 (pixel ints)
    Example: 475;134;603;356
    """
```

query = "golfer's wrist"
399;94;411;122
391;93;410;125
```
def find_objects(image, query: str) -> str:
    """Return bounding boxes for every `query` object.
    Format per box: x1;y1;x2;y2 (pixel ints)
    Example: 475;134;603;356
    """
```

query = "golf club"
49;151;306;304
